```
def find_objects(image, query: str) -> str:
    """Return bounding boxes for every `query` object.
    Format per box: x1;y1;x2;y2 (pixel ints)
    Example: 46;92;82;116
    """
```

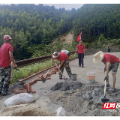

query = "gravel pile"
50;81;82;91
50;85;120;116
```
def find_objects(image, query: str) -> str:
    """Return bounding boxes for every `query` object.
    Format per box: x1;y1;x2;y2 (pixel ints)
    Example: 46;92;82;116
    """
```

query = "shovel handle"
44;70;49;78
104;80;106;97
55;63;66;79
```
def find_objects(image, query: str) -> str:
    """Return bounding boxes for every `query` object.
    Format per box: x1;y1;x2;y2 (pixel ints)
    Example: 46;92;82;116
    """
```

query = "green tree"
98;34;105;48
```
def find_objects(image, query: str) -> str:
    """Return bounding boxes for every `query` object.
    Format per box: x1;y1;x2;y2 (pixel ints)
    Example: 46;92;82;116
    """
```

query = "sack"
4;93;34;106
56;107;66;116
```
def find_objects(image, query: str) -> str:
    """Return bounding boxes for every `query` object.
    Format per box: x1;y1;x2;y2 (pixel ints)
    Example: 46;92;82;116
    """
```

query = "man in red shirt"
93;51;119;91
75;40;85;67
0;35;17;95
52;52;72;79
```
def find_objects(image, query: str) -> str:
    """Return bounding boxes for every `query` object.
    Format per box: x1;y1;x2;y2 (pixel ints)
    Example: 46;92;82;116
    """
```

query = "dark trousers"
78;53;84;66
59;60;72;78
77;53;84;58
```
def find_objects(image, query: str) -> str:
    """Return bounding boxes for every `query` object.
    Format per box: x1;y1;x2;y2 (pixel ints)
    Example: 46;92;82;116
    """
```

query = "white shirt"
61;50;69;54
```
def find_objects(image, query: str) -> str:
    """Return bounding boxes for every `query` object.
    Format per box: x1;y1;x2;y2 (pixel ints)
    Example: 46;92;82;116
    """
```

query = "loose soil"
49;83;120;116
59;32;74;44
50;80;82;91
1;82;120;116
0;104;56;116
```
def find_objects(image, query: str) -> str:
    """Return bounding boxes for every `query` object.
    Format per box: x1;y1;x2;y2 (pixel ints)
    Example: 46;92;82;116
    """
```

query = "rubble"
50;81;82;91
11;68;58;94
50;84;120;116
0;104;56;116
2;83;120;116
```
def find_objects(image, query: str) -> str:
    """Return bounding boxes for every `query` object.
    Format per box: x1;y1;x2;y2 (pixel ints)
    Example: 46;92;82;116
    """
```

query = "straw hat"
52;52;60;58
93;51;104;63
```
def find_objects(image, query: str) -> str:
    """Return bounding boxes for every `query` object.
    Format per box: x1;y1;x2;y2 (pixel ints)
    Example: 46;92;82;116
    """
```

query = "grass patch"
69;54;76;59
11;54;76;84
11;59;59;84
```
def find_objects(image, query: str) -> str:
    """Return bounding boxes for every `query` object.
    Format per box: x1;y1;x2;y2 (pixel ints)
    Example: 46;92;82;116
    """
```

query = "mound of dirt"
50;81;82;91
0;104;56;116
60;32;74;44
49;85;120;116
0;94;70;116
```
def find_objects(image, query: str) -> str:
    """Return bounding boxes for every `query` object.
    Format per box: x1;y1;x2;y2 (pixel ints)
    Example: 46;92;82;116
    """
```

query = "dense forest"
0;4;75;60
72;4;120;42
0;4;120;60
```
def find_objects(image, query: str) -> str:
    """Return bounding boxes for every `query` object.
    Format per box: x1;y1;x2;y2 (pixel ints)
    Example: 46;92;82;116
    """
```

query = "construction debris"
50;85;120;116
1;95;68;116
12;88;27;94
11;67;58;94
0;104;56;116
3;82;120;116
50;81;82;91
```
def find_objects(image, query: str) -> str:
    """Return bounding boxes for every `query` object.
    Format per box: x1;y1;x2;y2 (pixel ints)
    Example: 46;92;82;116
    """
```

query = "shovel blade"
101;98;109;103
41;77;46;83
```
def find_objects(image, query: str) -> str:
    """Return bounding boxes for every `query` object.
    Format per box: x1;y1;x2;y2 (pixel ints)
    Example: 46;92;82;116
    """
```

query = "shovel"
101;80;109;103
41;70;49;82
55;63;68;80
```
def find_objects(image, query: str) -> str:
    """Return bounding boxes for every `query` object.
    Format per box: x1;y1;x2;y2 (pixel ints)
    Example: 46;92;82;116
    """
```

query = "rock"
82;101;89;108
91;104;97;110
93;109;100;116
99;110;107;116
75;93;81;97
104;110;112;116
85;111;95;116
85;91;93;99
62;94;67;98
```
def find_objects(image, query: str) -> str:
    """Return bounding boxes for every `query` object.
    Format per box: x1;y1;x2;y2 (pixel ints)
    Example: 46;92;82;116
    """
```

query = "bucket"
71;74;77;80
87;71;95;83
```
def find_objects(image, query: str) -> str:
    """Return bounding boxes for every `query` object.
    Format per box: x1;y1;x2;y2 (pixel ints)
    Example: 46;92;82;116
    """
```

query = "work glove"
74;53;76;57
104;76;108;81
104;67;106;73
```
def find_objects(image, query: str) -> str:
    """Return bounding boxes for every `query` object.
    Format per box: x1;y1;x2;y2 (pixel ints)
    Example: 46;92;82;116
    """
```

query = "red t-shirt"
0;43;14;67
77;44;85;53
102;54;119;64
55;52;69;62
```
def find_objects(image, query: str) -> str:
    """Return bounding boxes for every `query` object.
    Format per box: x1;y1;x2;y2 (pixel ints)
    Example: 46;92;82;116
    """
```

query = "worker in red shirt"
75;40;85;67
0;35;17;95
93;51;119;91
52;52;72;79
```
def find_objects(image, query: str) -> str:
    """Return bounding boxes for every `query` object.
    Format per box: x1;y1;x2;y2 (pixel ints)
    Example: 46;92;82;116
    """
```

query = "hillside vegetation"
0;4;120;60
0;4;75;60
